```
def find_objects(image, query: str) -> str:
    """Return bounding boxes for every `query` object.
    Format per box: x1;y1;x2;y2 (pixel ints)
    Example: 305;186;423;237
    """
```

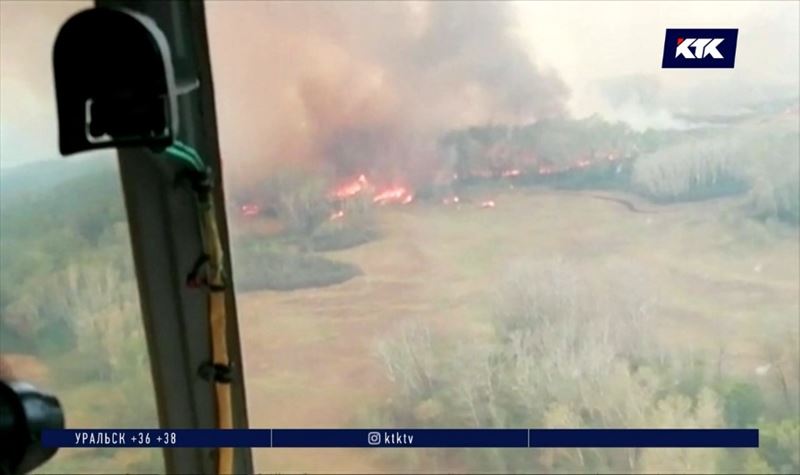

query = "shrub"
310;223;379;252
261;168;331;236
632;136;750;202
742;131;800;225
375;320;440;409
632;125;799;226
310;194;379;252
760;419;800;474
722;382;764;427
441;117;641;179
233;244;362;292
373;259;719;473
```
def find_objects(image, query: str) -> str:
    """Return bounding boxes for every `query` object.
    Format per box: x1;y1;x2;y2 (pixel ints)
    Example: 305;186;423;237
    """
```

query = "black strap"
186;254;210;288
198;361;233;384
186;254;226;292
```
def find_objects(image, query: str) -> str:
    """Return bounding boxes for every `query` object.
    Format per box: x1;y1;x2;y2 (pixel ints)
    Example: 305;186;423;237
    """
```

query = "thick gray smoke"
206;1;568;189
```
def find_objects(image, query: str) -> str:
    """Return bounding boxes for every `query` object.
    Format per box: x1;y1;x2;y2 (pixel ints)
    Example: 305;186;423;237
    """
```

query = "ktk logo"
662;29;738;68
675;38;724;59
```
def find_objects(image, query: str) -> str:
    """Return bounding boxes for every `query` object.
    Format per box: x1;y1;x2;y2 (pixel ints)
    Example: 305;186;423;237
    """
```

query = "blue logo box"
662;28;738;68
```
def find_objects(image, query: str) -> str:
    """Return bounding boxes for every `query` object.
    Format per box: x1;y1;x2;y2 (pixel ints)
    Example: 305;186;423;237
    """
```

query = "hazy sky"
514;1;800;119
0;0;95;169
1;0;798;169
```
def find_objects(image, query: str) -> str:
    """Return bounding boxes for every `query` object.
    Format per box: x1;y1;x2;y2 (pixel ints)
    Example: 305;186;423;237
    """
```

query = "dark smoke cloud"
206;1;568;189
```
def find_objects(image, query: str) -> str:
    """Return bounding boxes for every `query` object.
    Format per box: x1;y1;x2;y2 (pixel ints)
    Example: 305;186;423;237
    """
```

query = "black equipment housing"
53;7;178;155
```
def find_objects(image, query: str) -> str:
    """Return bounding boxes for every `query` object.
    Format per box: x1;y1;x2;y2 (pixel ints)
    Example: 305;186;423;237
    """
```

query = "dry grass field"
231;188;799;473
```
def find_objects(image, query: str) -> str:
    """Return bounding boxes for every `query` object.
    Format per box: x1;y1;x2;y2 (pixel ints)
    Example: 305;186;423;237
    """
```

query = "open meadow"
234;187;799;473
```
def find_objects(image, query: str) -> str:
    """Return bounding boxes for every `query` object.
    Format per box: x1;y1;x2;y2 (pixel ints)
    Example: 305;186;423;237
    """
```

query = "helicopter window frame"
94;1;253;473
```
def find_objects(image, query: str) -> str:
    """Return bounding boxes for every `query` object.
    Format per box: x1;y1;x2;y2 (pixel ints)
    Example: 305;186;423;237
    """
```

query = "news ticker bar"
42;429;758;448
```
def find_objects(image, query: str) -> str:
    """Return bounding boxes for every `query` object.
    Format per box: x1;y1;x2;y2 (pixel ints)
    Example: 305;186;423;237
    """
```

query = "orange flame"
373;186;413;205
333;174;369;199
241;203;261;217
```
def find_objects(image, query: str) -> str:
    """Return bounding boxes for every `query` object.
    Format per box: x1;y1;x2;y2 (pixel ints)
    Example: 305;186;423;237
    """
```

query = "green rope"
173;140;204;166
164;140;204;172
165;146;201;170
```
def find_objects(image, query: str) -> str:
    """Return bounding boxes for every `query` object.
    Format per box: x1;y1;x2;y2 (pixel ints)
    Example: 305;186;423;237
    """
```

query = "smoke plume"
206;1;568;189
